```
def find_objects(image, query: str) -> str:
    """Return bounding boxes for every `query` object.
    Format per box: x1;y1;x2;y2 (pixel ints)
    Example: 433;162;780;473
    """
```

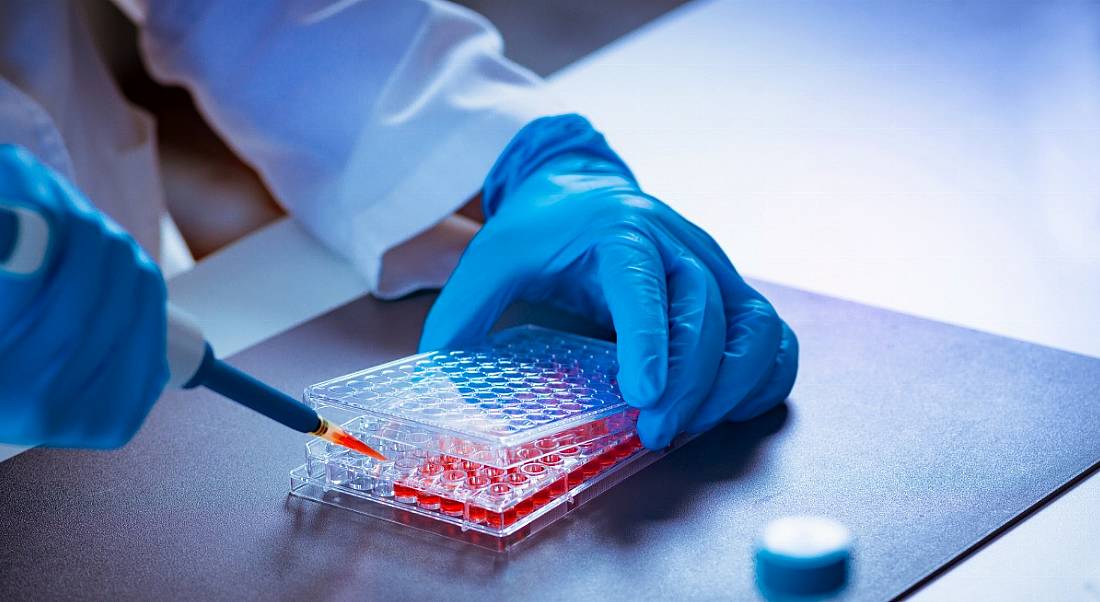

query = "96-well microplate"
288;325;684;551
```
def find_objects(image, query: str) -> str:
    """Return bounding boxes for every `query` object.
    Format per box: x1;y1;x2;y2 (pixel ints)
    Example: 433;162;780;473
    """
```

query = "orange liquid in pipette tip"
321;422;387;461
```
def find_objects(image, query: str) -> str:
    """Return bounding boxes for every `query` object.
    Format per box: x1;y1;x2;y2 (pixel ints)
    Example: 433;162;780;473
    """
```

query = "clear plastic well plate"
288;325;681;551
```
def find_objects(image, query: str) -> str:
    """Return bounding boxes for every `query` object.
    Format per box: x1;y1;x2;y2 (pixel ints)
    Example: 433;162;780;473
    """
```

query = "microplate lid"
305;326;628;450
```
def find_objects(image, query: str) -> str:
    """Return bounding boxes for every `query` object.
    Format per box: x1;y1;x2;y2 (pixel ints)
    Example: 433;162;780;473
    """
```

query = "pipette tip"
314;417;387;461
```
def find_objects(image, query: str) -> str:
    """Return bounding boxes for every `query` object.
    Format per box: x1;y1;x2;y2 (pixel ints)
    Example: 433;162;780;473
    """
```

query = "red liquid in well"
549;477;567;497
521;463;547;477
612;442;633;460
417;492;441;509
442;469;466;484
505;473;529;488
468;505;487;523
538;453;563;467
466;475;490;489
484;482;518;528
393;483;417;503
568;468;585;488
340;420;647;532
535;438;558;453
419;462;444;477
440;498;463;516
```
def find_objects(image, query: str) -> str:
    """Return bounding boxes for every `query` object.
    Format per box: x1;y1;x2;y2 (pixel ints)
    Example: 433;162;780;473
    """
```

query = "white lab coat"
0;0;560;292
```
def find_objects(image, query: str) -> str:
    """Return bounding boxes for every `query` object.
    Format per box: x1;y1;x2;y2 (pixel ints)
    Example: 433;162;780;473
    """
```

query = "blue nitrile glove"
0;145;168;448
420;115;798;449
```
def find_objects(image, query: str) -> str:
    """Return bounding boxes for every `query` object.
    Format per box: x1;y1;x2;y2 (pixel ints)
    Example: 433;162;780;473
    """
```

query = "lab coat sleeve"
135;0;561;292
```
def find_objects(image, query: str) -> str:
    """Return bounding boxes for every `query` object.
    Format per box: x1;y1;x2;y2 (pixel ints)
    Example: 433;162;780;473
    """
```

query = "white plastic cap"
755;515;852;596
165;304;207;388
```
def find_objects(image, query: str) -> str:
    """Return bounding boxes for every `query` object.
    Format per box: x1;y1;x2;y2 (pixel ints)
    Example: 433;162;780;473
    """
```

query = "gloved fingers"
35;167;158;355
94;265;169;448
725;319;799;423
634;245;726;449
660;212;785;431
1;205;109;369
594;231;669;408
123;262;170;443
48;254;165;448
682;295;785;433
419;237;521;352
39;233;140;442
0;146;168;448
669;214;745;287
663;210;774;313
51;213;119;335
665;212;784;342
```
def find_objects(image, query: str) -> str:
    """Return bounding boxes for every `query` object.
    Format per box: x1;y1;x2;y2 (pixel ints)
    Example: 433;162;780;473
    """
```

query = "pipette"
0;202;385;461
167;306;386;460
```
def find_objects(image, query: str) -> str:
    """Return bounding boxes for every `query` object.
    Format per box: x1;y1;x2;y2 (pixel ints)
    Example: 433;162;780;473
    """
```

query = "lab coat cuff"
350;91;564;294
139;0;203;52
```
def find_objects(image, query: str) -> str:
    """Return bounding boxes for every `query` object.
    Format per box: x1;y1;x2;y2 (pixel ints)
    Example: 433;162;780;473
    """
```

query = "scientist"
0;0;797;451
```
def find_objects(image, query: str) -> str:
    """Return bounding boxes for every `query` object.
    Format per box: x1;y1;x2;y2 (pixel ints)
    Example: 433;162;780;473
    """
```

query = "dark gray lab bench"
3;282;1099;600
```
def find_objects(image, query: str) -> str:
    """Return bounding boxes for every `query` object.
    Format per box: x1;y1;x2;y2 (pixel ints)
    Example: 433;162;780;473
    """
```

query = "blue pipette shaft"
182;345;386;460
183;344;319;433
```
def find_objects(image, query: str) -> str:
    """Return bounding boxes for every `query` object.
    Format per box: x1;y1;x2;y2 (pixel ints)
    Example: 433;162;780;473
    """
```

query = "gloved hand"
420;115;798;449
0;145;168;448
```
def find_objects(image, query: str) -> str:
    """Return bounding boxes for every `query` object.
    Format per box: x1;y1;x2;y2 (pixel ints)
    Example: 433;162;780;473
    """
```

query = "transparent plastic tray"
288;325;684;551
